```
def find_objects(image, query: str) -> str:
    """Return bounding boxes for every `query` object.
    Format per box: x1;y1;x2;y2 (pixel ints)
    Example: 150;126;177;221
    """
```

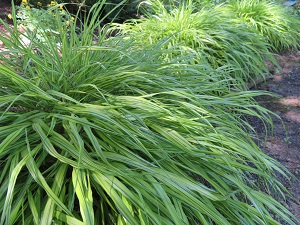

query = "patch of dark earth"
0;0;12;23
248;50;300;223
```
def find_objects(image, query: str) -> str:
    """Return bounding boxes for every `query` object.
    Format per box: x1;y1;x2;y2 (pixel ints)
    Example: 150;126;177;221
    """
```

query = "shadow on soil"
250;50;300;222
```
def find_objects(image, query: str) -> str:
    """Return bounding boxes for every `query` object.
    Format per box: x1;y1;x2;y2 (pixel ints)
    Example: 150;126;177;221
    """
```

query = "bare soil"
0;0;12;23
250;51;300;222
0;0;13;48
1;0;300;223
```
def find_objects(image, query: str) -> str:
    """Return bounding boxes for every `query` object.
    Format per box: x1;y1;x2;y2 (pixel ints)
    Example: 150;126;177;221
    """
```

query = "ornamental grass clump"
116;0;276;89
0;1;299;225
226;0;300;52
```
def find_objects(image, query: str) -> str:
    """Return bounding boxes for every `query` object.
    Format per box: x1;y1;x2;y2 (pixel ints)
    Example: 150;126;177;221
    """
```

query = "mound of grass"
0;1;299;224
226;0;300;51
116;1;276;89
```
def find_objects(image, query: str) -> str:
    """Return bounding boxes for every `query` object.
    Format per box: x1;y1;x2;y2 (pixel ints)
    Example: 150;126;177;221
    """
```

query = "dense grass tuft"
116;1;277;89
226;0;300;51
0;1;299;224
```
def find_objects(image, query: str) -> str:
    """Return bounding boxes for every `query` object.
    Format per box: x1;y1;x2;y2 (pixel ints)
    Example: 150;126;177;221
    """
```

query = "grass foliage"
226;0;300;51
0;1;299;224
117;1;277;88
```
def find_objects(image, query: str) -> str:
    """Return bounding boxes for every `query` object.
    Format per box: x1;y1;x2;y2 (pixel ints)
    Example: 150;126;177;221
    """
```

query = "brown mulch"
250;51;300;221
0;0;300;223
0;0;12;22
0;0;13;49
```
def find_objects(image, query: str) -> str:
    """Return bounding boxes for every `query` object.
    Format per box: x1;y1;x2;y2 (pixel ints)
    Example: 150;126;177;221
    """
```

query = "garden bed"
0;0;299;223
249;50;300;221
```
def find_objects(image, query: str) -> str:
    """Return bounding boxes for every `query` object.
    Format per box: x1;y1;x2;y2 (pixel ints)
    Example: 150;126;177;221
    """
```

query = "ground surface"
0;0;12;23
0;0;13;49
250;51;300;222
1;1;300;223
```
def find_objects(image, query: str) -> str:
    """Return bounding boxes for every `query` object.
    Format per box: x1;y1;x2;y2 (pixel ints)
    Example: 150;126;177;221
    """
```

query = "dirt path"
1;0;300;223
250;51;300;221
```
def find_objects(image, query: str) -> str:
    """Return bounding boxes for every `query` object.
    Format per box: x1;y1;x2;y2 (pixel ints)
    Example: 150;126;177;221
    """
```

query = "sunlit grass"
116;0;277;90
226;0;300;51
0;1;299;224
